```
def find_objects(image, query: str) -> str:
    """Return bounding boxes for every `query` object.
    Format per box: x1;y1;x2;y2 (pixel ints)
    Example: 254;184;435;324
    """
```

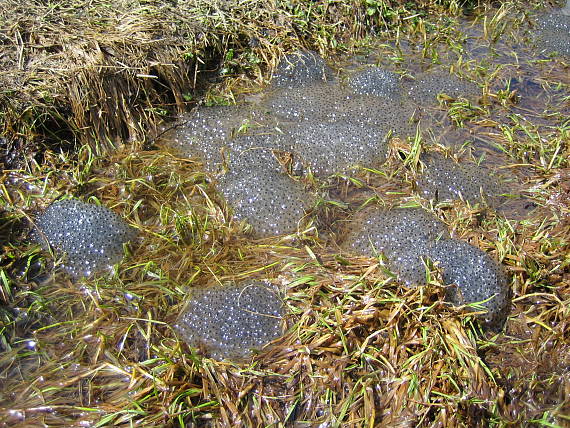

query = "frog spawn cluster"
286;120;390;177
167;105;252;173
33;201;287;360
33;53;506;359
260;82;349;122
535;12;570;58
270;50;334;89
348;67;404;100
34;199;136;278
167;50;481;236
417;153;501;205
175;281;284;361
163;51;509;355
218;168;312;237
342;207;450;286
342;207;510;328
406;72;480;105
429;240;510;328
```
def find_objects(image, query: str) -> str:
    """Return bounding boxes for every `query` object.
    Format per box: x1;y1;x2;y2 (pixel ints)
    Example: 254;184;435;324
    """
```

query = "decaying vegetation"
1;0;569;427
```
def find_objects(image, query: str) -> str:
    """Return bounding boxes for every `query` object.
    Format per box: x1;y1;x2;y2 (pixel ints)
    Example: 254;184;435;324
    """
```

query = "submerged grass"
1;0;570;427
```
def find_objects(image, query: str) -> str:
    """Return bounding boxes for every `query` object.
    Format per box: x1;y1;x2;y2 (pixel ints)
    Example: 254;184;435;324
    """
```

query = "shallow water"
162;7;569;224
155;3;570;344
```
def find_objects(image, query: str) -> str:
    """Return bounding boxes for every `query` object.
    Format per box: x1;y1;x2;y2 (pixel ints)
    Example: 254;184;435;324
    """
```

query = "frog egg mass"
35;199;137;277
535;13;570;58
339;95;417;137
224;134;289;173
286;120;389;176
342;207;449;285
163;51;503;239
260;83;349;122
342;206;510;327
271;50;334;89
348;66;403;100
429;239;511;328
342;207;449;256
417;153;501;205
165;105;251;172
407;71;480;104
175;281;285;361
218;168;313;238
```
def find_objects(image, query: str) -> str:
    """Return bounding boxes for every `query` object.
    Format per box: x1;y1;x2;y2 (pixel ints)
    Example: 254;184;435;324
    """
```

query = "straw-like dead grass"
2;0;522;164
1;145;568;426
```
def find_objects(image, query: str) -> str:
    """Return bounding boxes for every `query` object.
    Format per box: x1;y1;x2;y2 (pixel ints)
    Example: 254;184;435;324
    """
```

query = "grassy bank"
0;0;508;162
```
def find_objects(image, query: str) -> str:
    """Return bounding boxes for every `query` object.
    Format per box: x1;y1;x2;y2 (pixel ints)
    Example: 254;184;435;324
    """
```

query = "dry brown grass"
1;0;516;163
1;141;568;426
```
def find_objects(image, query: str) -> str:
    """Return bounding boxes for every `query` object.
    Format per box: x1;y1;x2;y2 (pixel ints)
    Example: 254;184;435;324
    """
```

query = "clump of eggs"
34;199;136;278
342;206;510;328
175;281;285;360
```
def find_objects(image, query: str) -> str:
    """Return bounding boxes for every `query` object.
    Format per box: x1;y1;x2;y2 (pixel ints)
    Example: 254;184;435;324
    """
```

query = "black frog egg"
175;281;285;361
271;50;334;89
34;199;137;278
428;239;511;329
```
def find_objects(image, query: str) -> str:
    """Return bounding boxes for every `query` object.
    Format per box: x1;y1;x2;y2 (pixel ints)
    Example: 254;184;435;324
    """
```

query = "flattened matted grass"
0;141;568;426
